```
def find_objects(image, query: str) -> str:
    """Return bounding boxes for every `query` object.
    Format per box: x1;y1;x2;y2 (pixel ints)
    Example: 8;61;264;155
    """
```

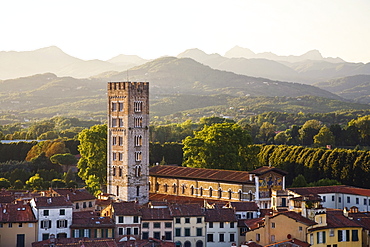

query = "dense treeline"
257;145;370;188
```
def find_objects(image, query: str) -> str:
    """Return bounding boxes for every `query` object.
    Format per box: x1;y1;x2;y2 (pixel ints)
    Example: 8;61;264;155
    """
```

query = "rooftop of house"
0;195;15;204
249;166;288;176
227;201;259;211
0;202;37;223
32;196;73;208
149;193;226;205
168;203;204;217
52;188;96;202
271;211;317;226
112;201;142;216
141;207;172;221
71;211;114;228
149;165;254;184
205;207;237;222
289;185;370;197
349;211;370;230
264;238;310;247
244;217;265;230
32;237;118;247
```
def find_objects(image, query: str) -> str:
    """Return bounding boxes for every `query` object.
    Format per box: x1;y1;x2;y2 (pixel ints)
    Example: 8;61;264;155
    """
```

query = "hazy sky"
1;0;369;63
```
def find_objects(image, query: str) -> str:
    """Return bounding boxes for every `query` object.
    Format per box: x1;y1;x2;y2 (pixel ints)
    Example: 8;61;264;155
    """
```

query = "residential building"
47;188;95;212
70;211;115;238
107;81;150;204
169;203;206;247
245;211;316;246
0;201;37;247
205;206;238;247
289;185;370;212
308;209;363;247
30;196;73;241
141;207;173;241
102;201;142;241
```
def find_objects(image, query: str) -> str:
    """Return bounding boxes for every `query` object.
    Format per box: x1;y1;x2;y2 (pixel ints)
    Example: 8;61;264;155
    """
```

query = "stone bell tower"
107;82;149;204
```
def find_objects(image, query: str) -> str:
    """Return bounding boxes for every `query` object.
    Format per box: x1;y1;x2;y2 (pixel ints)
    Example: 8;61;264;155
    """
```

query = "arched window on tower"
199;187;203;196
173;184;177;194
164;184;168;193
135;166;142;177
238;190;243;201
181;184;186;194
228;189;232;200
155;182;160;192
190;186;194;195
209;187;213;198
218;188;222;199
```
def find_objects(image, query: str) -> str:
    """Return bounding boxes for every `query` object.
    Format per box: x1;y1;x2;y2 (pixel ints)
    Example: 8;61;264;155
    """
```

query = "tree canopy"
77;124;107;190
183;122;253;171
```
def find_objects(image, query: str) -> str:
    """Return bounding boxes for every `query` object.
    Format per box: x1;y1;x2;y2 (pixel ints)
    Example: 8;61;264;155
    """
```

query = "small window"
154;232;161;240
142;232;149;240
271;235;275;242
112;118;117;127
207;234;214;242
57;220;67;228
356;198;359;204
143;222;149;228
118;216;124;223
175;218;181;224
332;195;335;201
364;198;367;205
75;203;79;209
209;222;213;228
8;223;13;228
322;196;326;202
18;223;23;227
197;217;202;223
185;218;190;223
165;231;172;240
219;233;224;242
119;228;124;235
153;222;161;228
256;233;261;242
347;197;350;203
43;210;49;216
60;209;65;215
271;222;275;228
165;222;172;228
89;202;93;208
175;228;181;237
112;102;117;111
119;136;123;146
230;233;235;242
352;230;359;241
112;136;117;145
185;228;190;236
119;102;124;111
219;222;224;228
230;222;235;228
83;202;87;208
196;228;202;236
299;226;303;232
133;216;139;223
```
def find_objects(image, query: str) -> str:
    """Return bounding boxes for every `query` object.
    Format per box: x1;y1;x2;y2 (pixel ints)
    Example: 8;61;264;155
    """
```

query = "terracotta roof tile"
205;207;237;222
0;195;15;204
349;212;370;230
149;193;226;205
168;203;204;217
113;201;142;216
264;238;310;247
53;188;95;202
289;185;370;197
32;238;118;247
272;211;316;226
33;196;73;208
150;165;254;184
141;207;172;221
249;166;288;176
0;203;36;223
229;202;259;211
244;217;264;230
71;211;114;228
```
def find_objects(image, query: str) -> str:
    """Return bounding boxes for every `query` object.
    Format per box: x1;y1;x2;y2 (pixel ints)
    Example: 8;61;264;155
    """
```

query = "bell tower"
107;82;149;204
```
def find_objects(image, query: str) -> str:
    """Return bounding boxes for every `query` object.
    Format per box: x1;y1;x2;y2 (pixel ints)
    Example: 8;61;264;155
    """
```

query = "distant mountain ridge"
0;46;148;80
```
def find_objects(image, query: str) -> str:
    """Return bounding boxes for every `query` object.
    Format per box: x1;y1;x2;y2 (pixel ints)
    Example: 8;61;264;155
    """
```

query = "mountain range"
0;46;369;124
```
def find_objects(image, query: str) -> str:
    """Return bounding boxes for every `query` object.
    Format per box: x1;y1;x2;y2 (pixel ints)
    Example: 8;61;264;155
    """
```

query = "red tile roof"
53;188;96;202
0;195;15;204
264;238;310;247
244;217;265;230
205;207;237;222
149;193;226;205
113;201;142;216
249;166;288;176
0;203;36;223
168;203;204;217
272;211;316;226
349;211;370;230
33;196;73;208
150;165;254;184
229;202;259;211
71;211;114;228
289;185;370;197
326;210;362;229
32;238;118;247
141;207;172;221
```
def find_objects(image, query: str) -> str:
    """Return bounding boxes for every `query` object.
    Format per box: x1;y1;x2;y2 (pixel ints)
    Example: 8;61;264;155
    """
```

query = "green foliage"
77;124;107;188
84;175;102;197
50;153;77;171
183;123;253;171
51;179;66;188
308;178;341;187
12;180;24;189
26;174;44;190
291;174;308;187
0;178;11;189
314;126;335;147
